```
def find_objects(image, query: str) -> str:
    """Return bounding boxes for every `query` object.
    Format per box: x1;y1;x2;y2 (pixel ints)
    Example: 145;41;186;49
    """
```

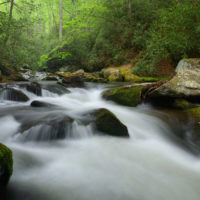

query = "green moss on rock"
94;108;129;137
0;143;13;193
185;107;200;121
173;99;196;110
102;85;147;107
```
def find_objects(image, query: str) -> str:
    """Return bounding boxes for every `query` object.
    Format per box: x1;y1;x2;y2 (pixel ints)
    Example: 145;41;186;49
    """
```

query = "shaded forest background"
0;0;200;76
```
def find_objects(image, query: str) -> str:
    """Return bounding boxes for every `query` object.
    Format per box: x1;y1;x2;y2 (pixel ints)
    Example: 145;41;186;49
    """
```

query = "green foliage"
1;0;200;75
136;1;200;75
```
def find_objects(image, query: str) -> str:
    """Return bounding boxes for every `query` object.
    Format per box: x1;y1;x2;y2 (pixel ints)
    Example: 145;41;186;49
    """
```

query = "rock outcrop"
0;65;26;82
0;143;13;197
147;58;200;106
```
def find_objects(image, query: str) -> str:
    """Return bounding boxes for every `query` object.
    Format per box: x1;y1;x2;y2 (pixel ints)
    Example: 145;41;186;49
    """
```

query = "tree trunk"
4;0;14;44
38;0;42;35
127;0;131;22
59;0;63;41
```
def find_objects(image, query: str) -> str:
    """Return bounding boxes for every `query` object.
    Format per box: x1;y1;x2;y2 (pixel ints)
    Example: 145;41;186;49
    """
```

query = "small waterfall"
0;82;200;200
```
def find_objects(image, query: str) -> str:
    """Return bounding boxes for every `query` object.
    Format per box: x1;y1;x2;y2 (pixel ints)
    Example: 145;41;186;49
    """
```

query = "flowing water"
0;82;200;200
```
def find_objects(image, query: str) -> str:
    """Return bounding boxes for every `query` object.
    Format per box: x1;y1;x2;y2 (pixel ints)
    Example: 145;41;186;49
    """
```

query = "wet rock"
0;143;13;197
30;101;56;108
0;88;29;102
93;108;129;137
102;84;149;107
26;82;42;96
42;83;70;95
19;113;74;141
173;99;196;110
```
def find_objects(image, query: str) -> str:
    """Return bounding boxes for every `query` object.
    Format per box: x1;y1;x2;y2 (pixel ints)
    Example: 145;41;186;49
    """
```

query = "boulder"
42;74;58;81
175;58;200;72
0;65;27;82
0;88;29;102
19;113;74;141
26;82;42;96
0;143;13;197
184;107;200;148
56;70;84;87
30;101;56;108
185;107;200;121
147;59;200;106
173;99;196;110
84;72;107;83
42;84;70;95
102;84;149;107
30;101;55;107
102;68;123;82
93;108;129;137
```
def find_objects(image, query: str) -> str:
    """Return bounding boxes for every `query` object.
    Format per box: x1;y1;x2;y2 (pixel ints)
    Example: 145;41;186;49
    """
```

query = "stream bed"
0;82;200;200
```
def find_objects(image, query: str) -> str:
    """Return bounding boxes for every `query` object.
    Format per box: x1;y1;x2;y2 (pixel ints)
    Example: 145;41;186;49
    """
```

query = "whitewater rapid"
0;82;200;200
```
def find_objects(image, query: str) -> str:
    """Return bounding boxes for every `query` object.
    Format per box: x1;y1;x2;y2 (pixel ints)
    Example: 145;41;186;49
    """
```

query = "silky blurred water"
0;83;199;200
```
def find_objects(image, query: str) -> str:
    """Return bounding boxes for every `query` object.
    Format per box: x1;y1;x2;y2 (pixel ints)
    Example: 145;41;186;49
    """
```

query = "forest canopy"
0;0;200;75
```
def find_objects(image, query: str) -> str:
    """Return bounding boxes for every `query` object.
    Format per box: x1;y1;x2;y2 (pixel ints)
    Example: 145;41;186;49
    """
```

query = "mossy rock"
57;70;84;87
173;99;196;110
185;107;200;121
0;143;13;195
93;108;129;137
0;65;27;82
42;74;58;81
102;85;147;107
84;72;107;83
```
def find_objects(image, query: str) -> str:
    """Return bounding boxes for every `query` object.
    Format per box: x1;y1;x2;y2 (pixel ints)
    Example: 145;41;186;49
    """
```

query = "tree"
59;0;63;40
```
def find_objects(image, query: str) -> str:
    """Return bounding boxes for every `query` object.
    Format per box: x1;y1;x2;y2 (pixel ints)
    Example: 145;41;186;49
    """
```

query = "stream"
0;82;200;200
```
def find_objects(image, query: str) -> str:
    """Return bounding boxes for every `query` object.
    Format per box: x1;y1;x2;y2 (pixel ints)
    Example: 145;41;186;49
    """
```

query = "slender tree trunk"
59;0;63;41
72;0;76;6
4;0;14;44
38;0;42;35
127;0;131;22
47;4;52;33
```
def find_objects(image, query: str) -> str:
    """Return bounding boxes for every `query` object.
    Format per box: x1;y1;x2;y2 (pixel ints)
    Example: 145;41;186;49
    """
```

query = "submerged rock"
102;84;148;107
26;82;42;96
0;143;13;197
0;88;29;102
93;108;129;137
30;101;56;108
19;113;74;141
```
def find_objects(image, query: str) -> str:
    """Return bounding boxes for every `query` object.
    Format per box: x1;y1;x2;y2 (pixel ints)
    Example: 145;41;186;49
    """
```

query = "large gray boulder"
148;59;200;105
175;58;200;72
